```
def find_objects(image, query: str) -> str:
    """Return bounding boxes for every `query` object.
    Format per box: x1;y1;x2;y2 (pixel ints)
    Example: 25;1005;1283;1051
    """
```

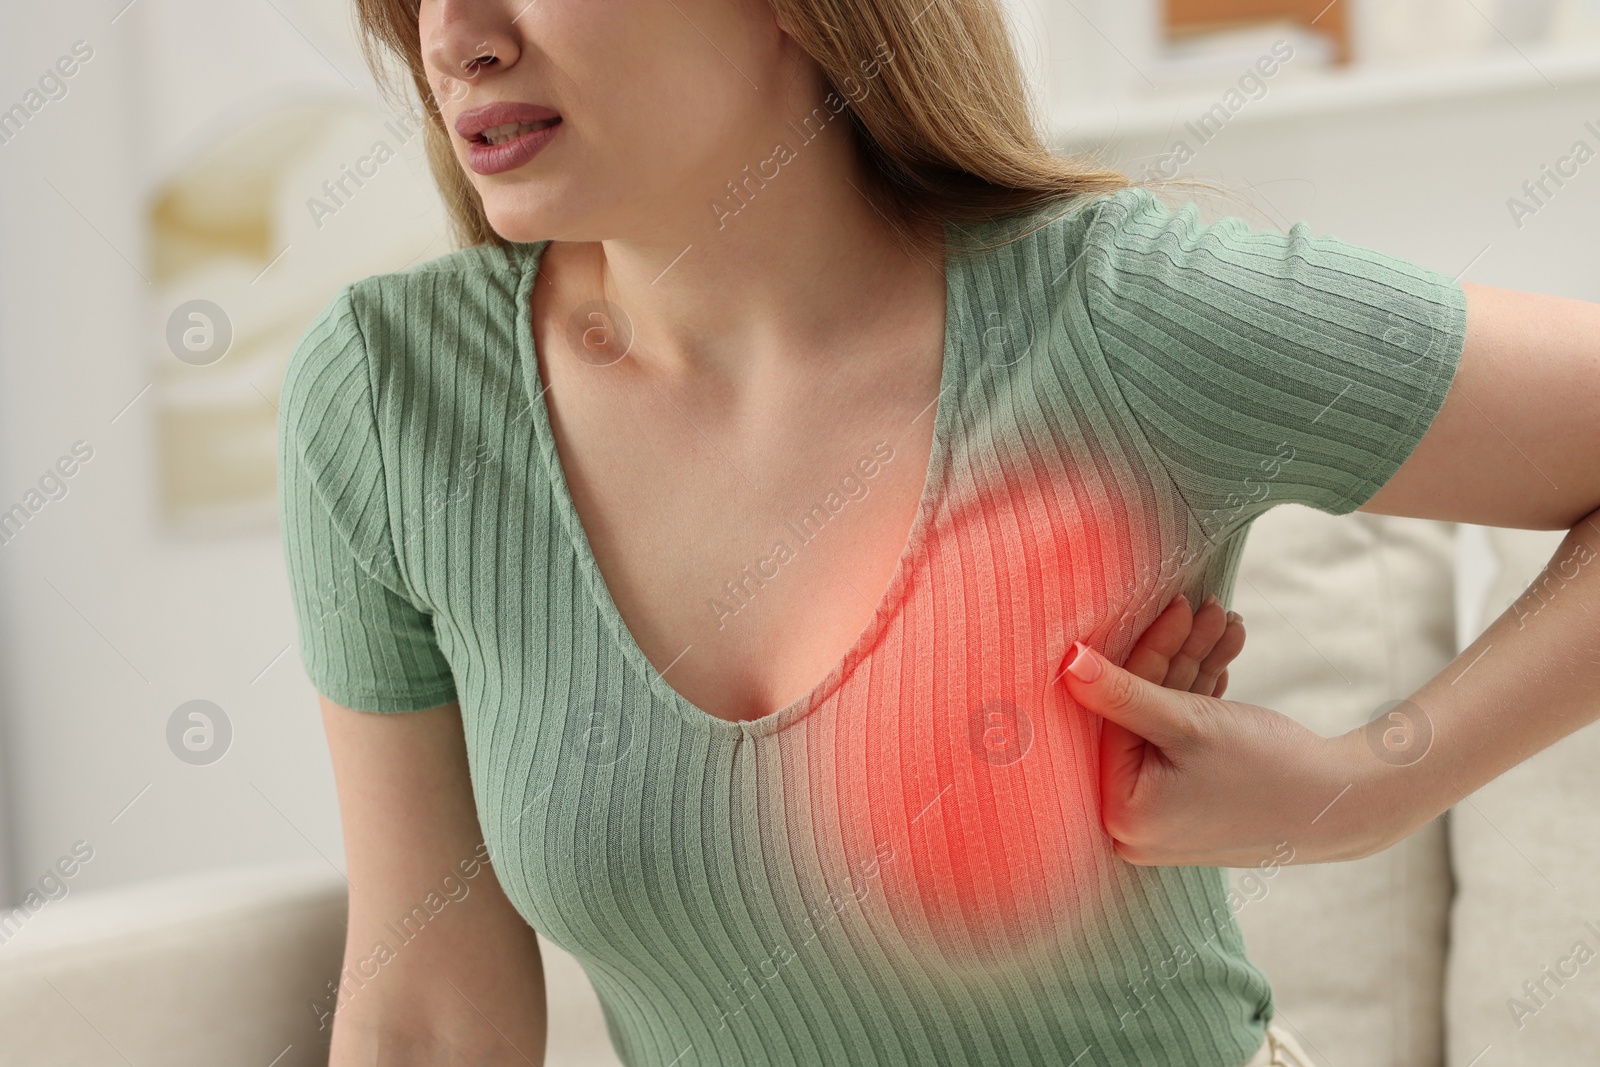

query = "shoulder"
943;186;1166;343
1062;184;1462;305
340;240;541;336
956;185;1179;304
284;240;542;409
1035;184;1215;289
291;240;533;346
994;184;1328;297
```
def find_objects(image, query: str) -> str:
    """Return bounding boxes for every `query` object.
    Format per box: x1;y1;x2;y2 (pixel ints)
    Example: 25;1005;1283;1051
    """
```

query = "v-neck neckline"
511;227;968;740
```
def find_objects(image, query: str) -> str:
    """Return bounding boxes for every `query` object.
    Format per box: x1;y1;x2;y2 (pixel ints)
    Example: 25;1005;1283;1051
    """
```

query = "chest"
453;412;1227;979
531;311;947;725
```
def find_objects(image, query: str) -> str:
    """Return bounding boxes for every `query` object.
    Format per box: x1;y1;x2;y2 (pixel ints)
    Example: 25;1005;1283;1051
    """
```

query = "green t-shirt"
278;186;1467;1066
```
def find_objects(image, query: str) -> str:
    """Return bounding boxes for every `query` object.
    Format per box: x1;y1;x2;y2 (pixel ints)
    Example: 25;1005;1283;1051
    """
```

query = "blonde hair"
352;0;1203;258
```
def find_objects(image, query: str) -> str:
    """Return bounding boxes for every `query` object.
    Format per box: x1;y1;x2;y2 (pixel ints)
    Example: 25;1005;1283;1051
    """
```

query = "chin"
479;197;572;245
482;213;554;244
480;174;619;244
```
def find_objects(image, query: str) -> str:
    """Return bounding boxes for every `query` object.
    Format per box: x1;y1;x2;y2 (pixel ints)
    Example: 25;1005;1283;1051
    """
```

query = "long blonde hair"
353;0;1198;257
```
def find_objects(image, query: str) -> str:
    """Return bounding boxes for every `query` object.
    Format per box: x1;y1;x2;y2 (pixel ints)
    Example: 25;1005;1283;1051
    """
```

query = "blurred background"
2;1;1598;1064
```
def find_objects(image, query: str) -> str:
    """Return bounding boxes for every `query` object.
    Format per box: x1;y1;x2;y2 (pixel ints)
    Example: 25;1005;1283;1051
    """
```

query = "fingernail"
1173;593;1190;610
1227;610;1243;626
1202;593;1220;609
1066;641;1102;682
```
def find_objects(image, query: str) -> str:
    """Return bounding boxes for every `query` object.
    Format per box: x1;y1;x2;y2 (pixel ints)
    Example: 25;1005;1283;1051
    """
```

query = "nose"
422;0;522;101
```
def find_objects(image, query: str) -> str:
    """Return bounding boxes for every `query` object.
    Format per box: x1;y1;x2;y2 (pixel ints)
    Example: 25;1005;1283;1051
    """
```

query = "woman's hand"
1064;604;1382;870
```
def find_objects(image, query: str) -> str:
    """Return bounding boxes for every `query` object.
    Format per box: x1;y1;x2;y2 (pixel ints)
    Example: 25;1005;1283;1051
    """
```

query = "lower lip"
466;120;562;175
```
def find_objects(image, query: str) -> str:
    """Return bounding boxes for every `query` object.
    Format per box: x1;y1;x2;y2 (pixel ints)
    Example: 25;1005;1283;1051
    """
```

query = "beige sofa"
0;863;624;1067
0;511;1585;1067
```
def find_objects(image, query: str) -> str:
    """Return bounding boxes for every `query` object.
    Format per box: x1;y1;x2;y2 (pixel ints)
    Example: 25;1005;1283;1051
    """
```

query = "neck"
554;136;944;381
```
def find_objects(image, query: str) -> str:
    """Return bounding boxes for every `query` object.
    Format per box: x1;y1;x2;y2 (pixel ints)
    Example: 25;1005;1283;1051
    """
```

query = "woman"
277;0;1600;1064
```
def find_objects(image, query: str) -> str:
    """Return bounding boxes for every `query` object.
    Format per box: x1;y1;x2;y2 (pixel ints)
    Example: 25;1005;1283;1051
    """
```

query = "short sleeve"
277;285;458;713
1078;186;1469;540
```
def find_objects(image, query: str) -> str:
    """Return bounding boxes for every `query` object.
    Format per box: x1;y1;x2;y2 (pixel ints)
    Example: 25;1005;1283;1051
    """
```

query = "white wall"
2;0;156;905
0;0;443;907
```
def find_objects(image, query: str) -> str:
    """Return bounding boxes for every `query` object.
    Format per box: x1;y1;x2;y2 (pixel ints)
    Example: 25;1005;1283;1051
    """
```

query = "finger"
1211;667;1229;699
1122;594;1192;685
1061;641;1202;752
1165;595;1228;692
1193;612;1245;696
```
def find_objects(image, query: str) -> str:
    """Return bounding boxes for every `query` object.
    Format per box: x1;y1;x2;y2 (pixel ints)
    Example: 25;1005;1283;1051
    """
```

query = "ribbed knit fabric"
277;186;1468;1067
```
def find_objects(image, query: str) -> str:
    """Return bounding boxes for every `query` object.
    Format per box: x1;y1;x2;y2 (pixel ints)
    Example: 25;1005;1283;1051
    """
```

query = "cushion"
1444;524;1600;1067
0;861;624;1066
0;864;346;1067
1224;505;1459;1067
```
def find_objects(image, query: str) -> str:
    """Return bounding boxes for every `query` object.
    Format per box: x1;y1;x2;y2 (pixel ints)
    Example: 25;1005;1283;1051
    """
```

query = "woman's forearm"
1349;505;1600;854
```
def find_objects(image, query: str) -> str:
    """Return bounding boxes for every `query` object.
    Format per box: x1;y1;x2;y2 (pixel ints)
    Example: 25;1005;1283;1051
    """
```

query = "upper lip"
454;101;562;141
